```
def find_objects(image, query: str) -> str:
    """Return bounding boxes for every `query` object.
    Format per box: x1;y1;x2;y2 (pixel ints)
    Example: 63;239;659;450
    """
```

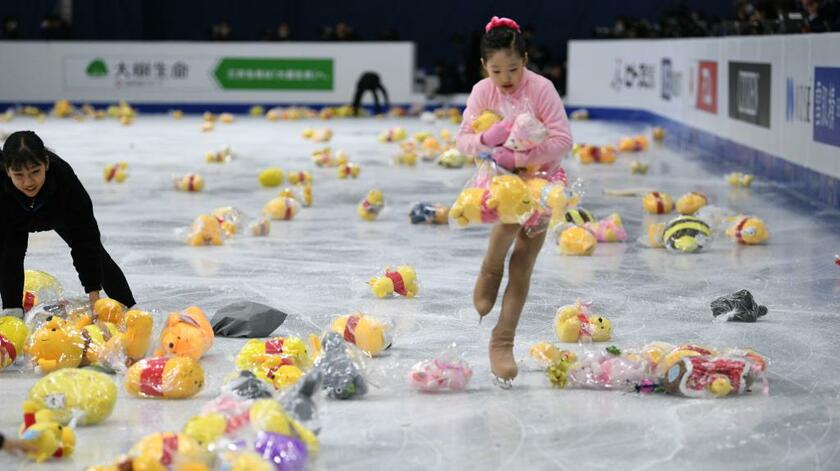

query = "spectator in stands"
433;59;461;96
546;62;566;97
802;0;836;32
39;14;70;39
334;21;358;41
377;27;400;41
319;26;334;40
2;17;22;40
210;20;232;41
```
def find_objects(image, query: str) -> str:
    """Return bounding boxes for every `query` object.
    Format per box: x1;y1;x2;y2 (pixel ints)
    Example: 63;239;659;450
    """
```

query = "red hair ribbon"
485;16;521;33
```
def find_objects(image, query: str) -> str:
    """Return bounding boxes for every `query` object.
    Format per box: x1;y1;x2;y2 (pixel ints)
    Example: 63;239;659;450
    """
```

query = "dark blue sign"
814;67;840;148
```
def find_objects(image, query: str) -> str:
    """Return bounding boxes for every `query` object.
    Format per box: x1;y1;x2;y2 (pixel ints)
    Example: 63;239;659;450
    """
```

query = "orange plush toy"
155;307;214;360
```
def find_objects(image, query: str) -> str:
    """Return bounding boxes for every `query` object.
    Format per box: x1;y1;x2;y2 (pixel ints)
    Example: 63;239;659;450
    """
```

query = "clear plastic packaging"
174;173;204;192
504;111;547;151
182;214;226;246
27;368;117;426
264;196;301;221
287;170;313;186
583;213;627;242
554;224;598;256
337;162;361;179
103;162;128;182
125;356;205;399
128;432;212;468
661;215;712;254
378;127;407;143
154;306;214;360
409;344;473;392
280;369;322;434
24;310;146;373
544;343;769;398
235;336;318;390
409;202;449;225
20;402;76;463
553;300;612;343
675;192;708;215
437;148;467;169
725;215;769;245
357;189;384;221
206;147;233;164
0;315;29;369
22;269;64;312
330;313;392;357
448;160;539;228
315;332;368;399
368;265;419;298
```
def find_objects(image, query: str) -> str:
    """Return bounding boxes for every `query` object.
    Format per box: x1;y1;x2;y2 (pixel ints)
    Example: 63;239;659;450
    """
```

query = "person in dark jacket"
352;72;390;116
1;131;135;318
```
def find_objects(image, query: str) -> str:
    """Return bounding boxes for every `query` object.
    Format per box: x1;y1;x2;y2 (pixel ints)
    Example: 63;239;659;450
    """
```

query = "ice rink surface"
1;114;839;470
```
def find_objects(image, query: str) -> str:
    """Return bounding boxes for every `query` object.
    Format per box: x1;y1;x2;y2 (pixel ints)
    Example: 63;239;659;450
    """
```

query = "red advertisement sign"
696;61;718;114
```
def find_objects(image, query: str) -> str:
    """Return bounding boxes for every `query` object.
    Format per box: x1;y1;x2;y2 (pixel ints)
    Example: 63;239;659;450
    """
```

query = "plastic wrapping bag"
311;147;346;167
315;332;368;399
448;159;538;228
368;265;419;298
287;170;313;186
154;306;214;360
280;369;322;434
235;336;318;390
378;127;407;143
20;402;76;463
504;111;547;151
583;213;627;242
661;215;712;254
206;147;233;164
0;315;29;369
337;162;361;179
545;343;769;398
24;311;143;373
103;161;129;182
128;432;212;469
26;368;117;426
279;186;313;208
181;214;226;246
437;148;467;169
725;215;769;245
675;192;709;215
409;202;449;224
211;301;288;338
22;269;64;312
554;224;598;256
573;144;616;164
330;313;392;357
357;189;384;221
173;172;204;192
710;289;768;322
125;356;205;399
553;300;612;343
409;344;473;393
264;196;301;221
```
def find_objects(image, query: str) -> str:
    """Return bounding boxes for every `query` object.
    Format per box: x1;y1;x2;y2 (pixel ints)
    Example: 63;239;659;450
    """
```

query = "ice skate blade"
493;375;514;389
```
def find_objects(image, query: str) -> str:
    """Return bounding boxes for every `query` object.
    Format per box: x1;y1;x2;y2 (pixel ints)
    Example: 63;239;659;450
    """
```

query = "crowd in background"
597;0;839;38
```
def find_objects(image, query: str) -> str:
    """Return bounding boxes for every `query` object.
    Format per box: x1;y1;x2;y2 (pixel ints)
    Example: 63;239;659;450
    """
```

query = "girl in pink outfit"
456;16;573;387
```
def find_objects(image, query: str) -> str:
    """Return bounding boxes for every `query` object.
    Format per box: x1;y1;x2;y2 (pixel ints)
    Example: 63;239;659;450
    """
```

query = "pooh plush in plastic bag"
487;175;537;224
448;188;488;227
155;306;214;360
25;315;133;373
330;313;391;357
357;189;385;221
369;266;419;298
726;216;769;245
20;400;75;463
0;315;29;369
186;214;224;246
125;356;205;399
27;368;117;426
554;301;612;343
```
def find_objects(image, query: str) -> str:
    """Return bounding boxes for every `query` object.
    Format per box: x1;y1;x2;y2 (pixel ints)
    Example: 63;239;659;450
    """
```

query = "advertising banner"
728;61;772;128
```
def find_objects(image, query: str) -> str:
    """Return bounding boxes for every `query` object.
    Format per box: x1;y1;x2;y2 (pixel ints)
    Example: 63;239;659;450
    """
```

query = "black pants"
352;72;389;116
0;228;135;309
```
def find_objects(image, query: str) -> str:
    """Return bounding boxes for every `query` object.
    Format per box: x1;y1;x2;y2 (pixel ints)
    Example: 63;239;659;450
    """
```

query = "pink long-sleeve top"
456;68;573;172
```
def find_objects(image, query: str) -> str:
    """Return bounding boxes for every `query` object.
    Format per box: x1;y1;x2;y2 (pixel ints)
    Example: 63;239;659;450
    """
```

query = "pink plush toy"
409;348;473;393
504;112;547;152
583;213;627;243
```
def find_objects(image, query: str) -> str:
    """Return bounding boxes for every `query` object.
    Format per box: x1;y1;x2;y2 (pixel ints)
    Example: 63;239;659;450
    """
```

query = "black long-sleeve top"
1;152;102;308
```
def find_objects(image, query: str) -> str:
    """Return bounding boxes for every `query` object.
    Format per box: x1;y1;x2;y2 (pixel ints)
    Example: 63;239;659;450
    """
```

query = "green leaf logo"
86;59;108;77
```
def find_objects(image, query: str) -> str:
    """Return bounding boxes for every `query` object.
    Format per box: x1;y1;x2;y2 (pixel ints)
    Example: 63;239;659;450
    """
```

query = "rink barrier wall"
566;106;840;209
0;41;415;104
567;34;840;208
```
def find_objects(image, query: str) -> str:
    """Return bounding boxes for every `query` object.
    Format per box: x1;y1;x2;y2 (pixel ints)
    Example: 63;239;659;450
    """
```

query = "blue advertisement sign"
814;67;840;148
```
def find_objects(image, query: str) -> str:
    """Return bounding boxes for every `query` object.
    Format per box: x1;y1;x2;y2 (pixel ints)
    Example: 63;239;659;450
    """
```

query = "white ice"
1;114;840;470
